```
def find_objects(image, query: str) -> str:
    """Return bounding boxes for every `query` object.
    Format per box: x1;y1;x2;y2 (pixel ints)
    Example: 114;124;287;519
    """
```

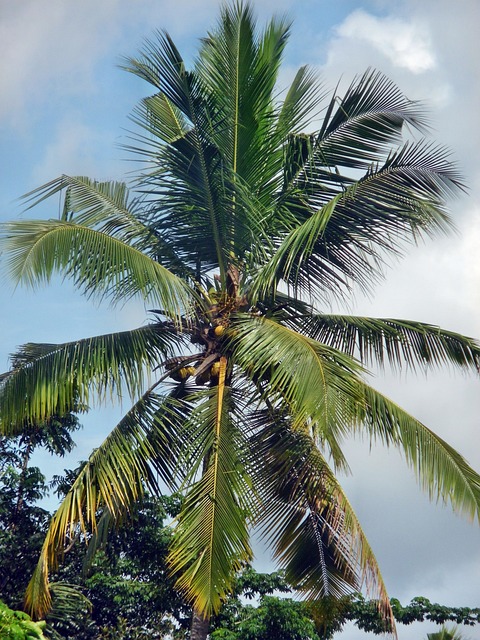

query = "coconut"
210;361;221;377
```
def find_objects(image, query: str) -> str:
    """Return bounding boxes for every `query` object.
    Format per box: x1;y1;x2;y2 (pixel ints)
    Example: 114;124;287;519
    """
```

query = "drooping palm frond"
24;390;189;618
298;314;480;372
250;410;393;628
230;312;364;470
47;582;92;629
0;218;195;320
354;384;480;521
0;323;182;430
231;312;480;522
168;359;254;616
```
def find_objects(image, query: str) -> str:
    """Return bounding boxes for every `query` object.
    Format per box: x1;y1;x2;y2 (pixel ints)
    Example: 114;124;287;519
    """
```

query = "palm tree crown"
1;3;479;633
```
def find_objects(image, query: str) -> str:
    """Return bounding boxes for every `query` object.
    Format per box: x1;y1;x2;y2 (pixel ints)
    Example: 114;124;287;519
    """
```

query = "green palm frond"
276;65;325;139
299;314;480;372
0;218;194;319
48;583;92;627
168;359;253;616
25;390;188;618
22;174;193;279
132;92;190;145
316;69;429;168
274;157;460;302
250;195;342;300
260;79;464;302
251;411;393;627
123;31;228;282
356;384;480;521
230;313;364;469
230;313;480;521
23;175;138;231
0;323;182;429
197;4;290;182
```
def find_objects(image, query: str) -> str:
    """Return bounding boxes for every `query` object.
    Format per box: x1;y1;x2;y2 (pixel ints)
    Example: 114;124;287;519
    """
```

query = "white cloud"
335;9;436;74
0;0;298;129
0;0;123;127
30;114;126;185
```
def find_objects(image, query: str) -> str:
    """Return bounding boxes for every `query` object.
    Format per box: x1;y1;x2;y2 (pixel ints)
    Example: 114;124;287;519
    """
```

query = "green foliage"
0;415;79;607
0;600;46;639
212;596;320;640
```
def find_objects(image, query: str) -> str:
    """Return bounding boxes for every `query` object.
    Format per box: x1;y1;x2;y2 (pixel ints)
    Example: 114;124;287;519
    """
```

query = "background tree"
1;4;480;640
0;414;79;608
0;601;46;640
48;491;188;640
210;571;480;640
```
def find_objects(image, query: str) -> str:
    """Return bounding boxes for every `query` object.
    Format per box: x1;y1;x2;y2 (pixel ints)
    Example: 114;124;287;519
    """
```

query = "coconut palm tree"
427;626;469;640
1;4;480;639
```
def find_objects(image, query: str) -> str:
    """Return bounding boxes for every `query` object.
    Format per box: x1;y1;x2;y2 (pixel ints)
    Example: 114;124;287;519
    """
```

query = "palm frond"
132;92;190;145
123;31;228;282
250;195;342;300
197;4;290;182
250;410;393;628
230;313;365;470
276;65;325;138
356;384;480;521
168;358;253;616
299;314;480;372
23;175;139;232
0;323;182;429
24;390;189;618
0;218;195;320
23;174;193;280
316;69;429;168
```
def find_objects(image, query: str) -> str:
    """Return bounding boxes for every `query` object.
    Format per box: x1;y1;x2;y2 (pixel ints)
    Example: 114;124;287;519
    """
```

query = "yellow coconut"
210;361;221;377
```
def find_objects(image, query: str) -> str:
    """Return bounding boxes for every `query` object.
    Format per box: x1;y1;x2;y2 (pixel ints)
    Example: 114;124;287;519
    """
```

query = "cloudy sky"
0;0;479;637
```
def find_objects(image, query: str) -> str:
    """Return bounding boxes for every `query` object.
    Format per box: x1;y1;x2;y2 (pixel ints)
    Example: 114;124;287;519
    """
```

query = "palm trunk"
190;607;209;640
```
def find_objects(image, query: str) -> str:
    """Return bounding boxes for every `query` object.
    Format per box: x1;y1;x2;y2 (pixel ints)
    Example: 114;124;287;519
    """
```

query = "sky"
0;0;479;638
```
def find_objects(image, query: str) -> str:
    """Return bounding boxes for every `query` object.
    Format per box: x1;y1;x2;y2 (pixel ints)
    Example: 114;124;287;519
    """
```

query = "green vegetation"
0;601;46;640
1;3;480;639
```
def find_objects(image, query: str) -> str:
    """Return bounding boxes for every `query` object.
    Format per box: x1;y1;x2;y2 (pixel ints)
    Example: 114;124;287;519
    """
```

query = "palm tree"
427;626;469;640
1;4;479;639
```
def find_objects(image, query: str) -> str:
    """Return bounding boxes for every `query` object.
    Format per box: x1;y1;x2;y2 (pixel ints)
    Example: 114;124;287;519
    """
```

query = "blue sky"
1;1;479;638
